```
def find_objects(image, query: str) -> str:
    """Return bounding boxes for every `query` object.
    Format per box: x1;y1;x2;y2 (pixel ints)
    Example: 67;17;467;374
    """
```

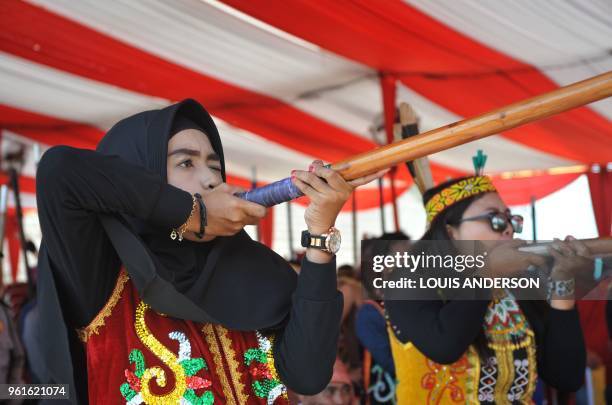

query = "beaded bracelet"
546;276;575;303
170;194;197;241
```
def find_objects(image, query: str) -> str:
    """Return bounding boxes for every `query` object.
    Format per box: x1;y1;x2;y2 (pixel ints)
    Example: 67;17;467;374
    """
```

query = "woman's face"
447;192;514;241
167;129;223;241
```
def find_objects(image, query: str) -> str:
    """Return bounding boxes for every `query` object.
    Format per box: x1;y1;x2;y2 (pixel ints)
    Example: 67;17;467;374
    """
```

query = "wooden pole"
519;237;612;256
398;103;434;193
238;72;611;211
331;71;612;180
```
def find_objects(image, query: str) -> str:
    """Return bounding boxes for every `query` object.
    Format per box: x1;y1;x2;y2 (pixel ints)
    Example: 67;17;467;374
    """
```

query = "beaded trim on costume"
202;324;249;405
483;290;537;404
464;346;480;403
425;176;497;224
77;270;130;342
217;325;250;403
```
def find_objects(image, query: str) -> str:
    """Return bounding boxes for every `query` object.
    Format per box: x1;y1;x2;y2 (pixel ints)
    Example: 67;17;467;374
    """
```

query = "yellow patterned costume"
389;290;537;404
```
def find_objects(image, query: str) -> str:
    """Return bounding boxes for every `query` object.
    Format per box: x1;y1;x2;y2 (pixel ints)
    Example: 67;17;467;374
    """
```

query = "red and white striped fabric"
0;1;609;264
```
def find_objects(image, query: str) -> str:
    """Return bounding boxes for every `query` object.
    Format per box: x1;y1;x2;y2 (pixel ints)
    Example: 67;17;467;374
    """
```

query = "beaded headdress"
424;150;497;224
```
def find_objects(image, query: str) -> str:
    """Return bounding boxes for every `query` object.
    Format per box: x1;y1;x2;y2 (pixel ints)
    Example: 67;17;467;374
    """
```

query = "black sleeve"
534;307;586;391
384;298;490;364
273;257;343;395
36;146;193;327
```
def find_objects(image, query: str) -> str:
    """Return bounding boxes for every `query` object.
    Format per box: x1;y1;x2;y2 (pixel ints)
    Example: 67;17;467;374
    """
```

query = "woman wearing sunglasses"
385;174;587;404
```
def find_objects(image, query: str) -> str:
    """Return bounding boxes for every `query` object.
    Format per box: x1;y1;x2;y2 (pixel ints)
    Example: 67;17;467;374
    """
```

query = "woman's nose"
200;171;221;190
502;222;514;238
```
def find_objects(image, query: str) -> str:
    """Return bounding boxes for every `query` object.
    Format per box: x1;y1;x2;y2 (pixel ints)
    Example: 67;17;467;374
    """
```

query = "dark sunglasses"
457;211;523;233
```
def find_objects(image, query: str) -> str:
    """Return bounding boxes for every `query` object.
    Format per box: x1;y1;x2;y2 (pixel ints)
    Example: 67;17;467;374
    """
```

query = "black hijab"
37;99;297;404
96;98;297;329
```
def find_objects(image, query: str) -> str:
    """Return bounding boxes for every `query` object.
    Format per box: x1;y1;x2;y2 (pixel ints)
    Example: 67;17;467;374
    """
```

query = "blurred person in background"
355;233;409;405
338;264;365;394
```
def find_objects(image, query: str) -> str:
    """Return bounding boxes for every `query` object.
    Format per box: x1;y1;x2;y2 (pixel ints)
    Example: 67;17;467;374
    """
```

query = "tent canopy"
0;0;610;210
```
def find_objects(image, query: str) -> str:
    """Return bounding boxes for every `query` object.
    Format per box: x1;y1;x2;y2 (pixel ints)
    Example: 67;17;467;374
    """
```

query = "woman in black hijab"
35;99;385;404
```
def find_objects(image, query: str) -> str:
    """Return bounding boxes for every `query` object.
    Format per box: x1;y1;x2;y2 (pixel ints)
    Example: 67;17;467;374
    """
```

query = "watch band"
301;230;327;250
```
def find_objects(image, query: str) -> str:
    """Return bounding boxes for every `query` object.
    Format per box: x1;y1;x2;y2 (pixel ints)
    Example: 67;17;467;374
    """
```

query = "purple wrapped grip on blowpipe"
235;177;304;207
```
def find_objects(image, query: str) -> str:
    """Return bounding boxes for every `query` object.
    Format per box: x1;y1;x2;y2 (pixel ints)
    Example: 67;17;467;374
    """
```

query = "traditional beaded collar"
424;175;497;224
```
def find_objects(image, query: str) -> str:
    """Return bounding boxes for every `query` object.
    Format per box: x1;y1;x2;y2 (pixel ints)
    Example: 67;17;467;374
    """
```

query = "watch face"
326;230;341;254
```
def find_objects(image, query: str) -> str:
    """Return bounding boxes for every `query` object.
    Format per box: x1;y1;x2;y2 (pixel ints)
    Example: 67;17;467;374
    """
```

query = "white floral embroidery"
168;331;191;361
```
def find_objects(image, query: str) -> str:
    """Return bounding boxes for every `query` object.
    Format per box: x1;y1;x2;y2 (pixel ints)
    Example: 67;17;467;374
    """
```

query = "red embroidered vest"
78;270;290;405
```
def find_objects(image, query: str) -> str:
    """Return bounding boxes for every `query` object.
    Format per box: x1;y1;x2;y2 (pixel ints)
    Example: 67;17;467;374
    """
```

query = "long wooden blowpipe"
332;71;612;180
237;71;612;206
